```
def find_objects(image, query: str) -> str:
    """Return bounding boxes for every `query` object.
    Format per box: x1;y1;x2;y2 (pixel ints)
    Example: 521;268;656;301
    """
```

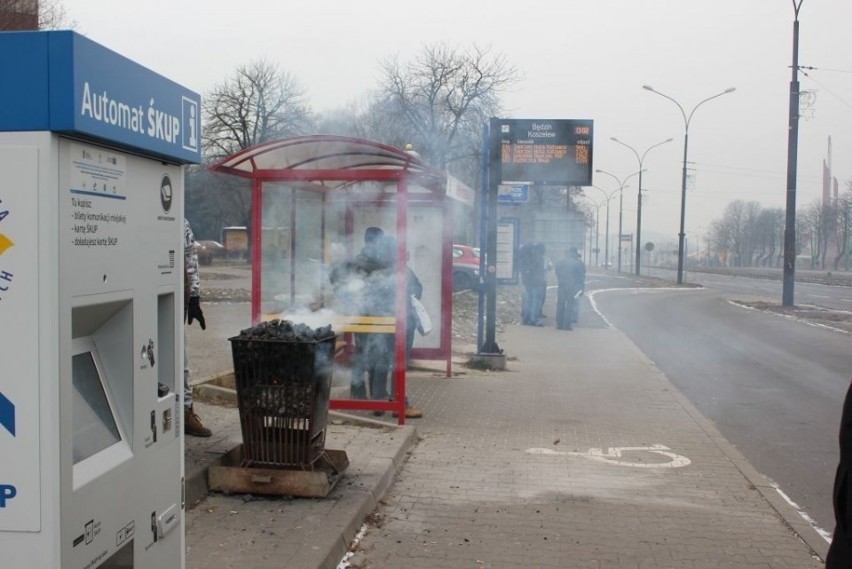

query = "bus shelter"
210;136;454;423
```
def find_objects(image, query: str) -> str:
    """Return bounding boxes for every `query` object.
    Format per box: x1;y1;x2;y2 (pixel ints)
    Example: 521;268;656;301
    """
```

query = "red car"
452;244;480;291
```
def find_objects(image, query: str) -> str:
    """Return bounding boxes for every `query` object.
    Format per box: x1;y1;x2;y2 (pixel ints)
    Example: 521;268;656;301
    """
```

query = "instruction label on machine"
68;144;128;249
0;147;41;531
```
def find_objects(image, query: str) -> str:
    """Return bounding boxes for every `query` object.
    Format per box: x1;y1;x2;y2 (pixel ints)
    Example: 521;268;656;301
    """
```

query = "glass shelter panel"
260;185;324;314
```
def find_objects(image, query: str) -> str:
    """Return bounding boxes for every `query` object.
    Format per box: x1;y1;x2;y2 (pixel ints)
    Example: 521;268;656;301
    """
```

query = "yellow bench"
264;314;397;334
329;315;396;334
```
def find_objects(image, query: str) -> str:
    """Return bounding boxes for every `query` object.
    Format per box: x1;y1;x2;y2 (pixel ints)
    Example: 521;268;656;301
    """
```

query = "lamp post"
588;185;618;269
610;137;673;276
579;194;605;267
595;169;641;273
643;85;735;284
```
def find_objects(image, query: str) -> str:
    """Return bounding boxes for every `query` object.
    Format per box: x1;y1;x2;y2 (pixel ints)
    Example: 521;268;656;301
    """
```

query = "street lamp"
610;137;673;276
578;194;606;267
588;185;619;270
595;169;642;273
643;84;736;284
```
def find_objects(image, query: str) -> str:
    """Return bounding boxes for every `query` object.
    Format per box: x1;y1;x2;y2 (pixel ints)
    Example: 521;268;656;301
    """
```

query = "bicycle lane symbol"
525;444;691;468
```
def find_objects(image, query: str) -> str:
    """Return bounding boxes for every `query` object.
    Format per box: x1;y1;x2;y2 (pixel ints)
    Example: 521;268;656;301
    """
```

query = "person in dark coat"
373;234;423;418
329;226;385;399
827;379;852;567
553;247;585;331
518;241;546;326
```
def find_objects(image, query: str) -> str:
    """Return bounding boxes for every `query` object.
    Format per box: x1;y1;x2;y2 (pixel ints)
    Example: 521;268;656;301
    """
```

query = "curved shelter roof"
209;135;446;193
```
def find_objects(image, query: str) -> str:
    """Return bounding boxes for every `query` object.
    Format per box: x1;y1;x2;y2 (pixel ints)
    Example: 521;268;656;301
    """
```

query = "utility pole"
783;0;805;307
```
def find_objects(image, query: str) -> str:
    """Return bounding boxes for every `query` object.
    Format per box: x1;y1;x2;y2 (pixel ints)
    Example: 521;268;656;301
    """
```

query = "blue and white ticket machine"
0;31;201;568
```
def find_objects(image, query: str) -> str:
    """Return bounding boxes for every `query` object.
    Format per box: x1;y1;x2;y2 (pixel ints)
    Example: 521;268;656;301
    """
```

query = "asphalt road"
587;271;849;536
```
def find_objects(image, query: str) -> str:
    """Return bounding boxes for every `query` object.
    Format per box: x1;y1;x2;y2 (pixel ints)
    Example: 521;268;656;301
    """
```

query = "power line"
800;66;852;74
800;69;852;111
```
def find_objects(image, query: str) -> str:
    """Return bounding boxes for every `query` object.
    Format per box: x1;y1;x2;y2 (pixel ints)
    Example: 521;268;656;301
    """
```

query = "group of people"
518;241;585;330
330;226;424;419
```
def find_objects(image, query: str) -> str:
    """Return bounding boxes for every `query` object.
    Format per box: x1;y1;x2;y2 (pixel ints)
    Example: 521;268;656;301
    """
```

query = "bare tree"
378;43;520;171
373;43;520;246
0;0;76;30
753;207;784;267
801;200;827;269
707;218;732;266
38;0;74;29
724;200;748;266
188;60;312;239
833;190;852;270
742;201;761;266
818;201;836;270
201;59;312;162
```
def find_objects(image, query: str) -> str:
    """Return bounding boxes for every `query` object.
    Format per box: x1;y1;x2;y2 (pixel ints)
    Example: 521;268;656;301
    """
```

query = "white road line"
589;287;703;329
771;483;833;544
729;300;852;336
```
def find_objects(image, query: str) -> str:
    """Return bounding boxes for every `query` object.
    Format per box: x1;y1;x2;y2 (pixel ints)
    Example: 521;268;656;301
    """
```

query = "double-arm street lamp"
595;169;642;273
643;85;736;284
588;185;620;270
610;137;673;276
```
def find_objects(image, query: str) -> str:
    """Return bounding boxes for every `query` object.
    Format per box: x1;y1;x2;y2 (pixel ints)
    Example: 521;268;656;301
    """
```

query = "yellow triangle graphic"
0;233;13;255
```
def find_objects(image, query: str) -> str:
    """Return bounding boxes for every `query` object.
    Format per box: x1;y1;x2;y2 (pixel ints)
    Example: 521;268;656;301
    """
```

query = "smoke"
259;186;446;358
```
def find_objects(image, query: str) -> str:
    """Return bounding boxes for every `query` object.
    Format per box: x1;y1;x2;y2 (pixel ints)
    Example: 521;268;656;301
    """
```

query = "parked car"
452;244;480;291
195;240;227;265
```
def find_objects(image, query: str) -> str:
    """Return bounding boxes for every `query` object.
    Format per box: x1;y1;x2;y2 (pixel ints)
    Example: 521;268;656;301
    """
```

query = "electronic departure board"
497;119;594;186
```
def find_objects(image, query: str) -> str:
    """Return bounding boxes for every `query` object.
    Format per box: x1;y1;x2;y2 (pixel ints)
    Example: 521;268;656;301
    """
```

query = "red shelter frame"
210;136;454;424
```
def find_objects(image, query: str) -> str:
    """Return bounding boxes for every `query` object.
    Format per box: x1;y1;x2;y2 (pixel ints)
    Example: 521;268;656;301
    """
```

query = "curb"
315;425;418;569
183;398;419;569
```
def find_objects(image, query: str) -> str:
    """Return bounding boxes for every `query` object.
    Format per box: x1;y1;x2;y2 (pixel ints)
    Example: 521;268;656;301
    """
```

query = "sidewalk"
184;300;829;568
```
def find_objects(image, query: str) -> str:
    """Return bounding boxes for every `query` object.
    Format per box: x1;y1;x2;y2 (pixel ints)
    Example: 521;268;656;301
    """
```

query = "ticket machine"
0;31;200;568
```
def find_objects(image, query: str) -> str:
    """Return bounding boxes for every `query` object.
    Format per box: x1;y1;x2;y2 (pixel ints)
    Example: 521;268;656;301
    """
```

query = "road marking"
526;444;691;468
771;483;832;543
730;300;852;336
589;287;703;329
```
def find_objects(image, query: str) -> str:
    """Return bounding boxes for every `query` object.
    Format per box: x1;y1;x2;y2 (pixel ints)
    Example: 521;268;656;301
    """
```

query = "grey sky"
63;0;851;247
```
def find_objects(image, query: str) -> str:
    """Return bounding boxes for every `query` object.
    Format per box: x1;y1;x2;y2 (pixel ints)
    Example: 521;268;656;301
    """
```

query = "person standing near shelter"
374;234;423;418
518;242;534;324
518;241;546;326
331;226;385;400
827;379;852;567
554;247;585;331
535;242;549;321
184;219;211;437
